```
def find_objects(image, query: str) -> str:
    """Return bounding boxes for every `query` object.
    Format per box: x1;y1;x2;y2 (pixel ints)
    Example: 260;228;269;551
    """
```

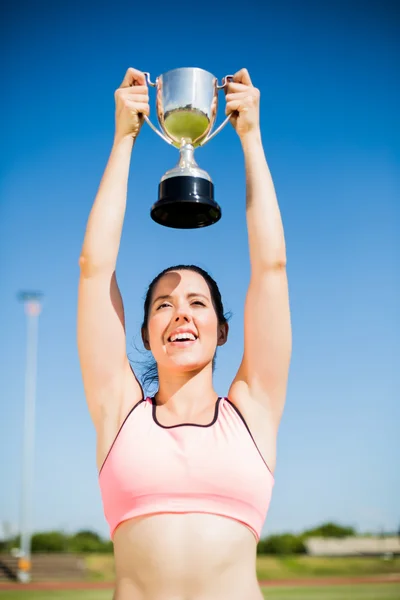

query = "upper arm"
77;266;142;426
229;266;292;426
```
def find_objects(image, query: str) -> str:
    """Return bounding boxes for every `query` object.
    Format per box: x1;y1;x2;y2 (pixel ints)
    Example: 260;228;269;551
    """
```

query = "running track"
1;575;399;591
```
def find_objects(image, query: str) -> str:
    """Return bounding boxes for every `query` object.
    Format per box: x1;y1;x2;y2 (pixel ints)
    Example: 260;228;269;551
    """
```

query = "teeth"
170;332;196;342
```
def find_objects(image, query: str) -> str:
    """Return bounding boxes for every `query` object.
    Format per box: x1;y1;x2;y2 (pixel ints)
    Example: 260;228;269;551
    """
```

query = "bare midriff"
112;512;263;600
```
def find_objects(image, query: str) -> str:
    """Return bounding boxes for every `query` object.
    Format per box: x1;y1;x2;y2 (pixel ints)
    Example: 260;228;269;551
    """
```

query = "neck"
155;362;217;417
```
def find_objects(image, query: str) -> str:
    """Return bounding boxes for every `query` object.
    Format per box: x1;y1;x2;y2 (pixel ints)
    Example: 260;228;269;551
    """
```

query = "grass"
256;555;400;580
0;585;400;600
84;554;115;582
82;553;400;582
261;585;400;599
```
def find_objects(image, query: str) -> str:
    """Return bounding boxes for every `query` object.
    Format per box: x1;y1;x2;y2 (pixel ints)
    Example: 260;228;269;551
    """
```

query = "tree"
257;534;306;555
302;522;356;539
31;531;67;552
67;530;112;553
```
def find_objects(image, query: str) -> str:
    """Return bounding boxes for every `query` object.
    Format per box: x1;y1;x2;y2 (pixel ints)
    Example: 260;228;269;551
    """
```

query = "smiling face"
142;270;228;374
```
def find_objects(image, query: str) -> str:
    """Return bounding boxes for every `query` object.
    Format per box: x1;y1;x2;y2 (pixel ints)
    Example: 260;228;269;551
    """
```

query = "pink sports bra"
99;396;274;541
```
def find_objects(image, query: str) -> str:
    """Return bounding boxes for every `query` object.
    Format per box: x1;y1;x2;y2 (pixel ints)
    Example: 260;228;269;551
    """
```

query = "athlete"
78;66;292;600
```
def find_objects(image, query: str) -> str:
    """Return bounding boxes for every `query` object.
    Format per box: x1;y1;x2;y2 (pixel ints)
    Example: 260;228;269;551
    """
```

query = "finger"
225;82;250;94
125;85;148;95
125;101;150;115
120;67;146;88
124;92;149;103
115;88;149;103
226;99;249;114
128;96;149;106
226;91;254;102
233;68;252;86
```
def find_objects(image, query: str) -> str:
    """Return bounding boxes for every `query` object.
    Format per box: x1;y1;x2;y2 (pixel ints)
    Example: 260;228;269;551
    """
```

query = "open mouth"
167;332;198;345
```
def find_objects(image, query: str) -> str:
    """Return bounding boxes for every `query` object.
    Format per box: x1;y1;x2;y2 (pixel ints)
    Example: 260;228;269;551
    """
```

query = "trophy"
143;68;233;229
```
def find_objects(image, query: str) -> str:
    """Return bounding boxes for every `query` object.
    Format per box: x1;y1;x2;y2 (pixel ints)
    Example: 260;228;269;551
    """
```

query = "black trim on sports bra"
225;399;274;477
98;398;145;476
151;396;222;429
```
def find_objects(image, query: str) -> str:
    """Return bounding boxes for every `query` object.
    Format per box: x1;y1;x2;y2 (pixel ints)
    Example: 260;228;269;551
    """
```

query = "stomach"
112;512;263;600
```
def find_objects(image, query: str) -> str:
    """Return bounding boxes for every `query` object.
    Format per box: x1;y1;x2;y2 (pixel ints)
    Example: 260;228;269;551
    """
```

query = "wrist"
112;133;136;151
239;128;262;151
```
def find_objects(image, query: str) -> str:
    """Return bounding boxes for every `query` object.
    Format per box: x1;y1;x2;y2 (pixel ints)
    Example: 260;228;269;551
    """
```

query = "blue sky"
0;0;398;540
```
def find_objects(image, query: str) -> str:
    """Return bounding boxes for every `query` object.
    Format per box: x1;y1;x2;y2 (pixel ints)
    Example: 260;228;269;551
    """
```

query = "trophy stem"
177;141;198;170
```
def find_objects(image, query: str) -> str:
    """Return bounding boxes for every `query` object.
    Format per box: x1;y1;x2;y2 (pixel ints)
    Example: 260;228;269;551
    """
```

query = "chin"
171;359;206;372
163;353;212;373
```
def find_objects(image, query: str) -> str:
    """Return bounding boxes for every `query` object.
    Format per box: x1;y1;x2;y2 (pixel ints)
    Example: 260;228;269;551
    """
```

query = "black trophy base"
151;175;221;229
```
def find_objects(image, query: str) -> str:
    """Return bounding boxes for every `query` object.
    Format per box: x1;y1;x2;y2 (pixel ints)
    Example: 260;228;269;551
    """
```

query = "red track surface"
0;575;399;591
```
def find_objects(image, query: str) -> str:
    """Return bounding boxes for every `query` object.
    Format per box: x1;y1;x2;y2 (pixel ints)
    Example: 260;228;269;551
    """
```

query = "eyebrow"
152;293;210;306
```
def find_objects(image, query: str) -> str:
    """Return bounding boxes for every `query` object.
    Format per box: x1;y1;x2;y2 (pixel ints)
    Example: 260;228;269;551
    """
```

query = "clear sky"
0;0;398;540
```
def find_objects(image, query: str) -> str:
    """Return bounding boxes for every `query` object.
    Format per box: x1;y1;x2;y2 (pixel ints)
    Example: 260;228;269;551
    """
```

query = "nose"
174;306;192;323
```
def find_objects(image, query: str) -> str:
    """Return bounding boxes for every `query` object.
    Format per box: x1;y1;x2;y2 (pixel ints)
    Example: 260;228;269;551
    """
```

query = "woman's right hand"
114;68;149;143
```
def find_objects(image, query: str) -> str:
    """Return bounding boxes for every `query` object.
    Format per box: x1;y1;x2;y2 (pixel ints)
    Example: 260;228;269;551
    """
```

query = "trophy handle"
216;75;234;90
199;75;234;146
142;72;174;146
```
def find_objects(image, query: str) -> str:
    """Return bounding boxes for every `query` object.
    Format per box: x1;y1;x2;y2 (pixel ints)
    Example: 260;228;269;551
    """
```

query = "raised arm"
77;68;149;430
228;69;292;429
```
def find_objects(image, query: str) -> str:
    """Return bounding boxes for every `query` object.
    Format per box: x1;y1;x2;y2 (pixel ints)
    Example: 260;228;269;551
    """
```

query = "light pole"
17;291;43;584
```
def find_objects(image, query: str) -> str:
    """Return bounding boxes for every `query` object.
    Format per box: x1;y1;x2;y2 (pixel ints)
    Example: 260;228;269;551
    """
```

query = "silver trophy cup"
143;67;233;228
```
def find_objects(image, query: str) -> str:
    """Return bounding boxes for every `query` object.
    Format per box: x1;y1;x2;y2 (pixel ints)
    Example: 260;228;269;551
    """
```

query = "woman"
78;67;291;600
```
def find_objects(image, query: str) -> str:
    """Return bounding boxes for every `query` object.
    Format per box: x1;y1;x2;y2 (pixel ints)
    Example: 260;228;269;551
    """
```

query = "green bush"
67;531;113;553
2;521;358;555
32;531;68;552
25;530;113;553
257;534;306;555
302;522;356;539
257;522;356;554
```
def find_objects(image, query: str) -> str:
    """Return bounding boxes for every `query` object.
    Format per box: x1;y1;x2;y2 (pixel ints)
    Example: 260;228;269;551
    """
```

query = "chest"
104;403;270;499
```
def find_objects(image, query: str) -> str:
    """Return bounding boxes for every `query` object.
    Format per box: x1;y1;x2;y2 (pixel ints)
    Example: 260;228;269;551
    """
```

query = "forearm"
241;131;286;272
80;136;134;276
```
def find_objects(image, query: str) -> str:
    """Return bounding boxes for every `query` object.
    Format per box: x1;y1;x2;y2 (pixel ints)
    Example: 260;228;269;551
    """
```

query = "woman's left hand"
225;68;260;140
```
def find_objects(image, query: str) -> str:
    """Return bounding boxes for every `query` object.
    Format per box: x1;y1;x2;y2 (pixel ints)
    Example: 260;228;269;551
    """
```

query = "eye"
157;302;171;310
192;300;206;307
